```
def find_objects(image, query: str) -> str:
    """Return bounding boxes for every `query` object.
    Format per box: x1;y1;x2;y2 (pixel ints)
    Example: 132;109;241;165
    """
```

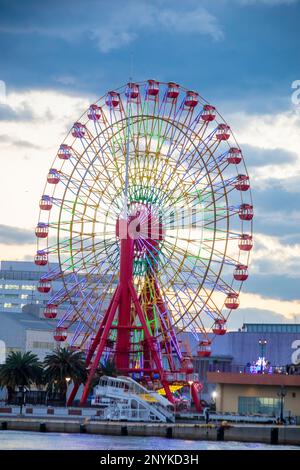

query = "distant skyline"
0;0;299;328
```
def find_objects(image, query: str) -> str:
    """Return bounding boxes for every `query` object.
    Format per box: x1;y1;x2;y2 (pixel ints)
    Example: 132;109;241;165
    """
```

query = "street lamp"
65;377;71;407
277;386;286;423
188;380;193;410
258;339;267;372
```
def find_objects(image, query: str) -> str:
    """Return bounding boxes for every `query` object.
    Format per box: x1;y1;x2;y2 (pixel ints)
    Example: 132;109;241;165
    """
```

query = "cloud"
0;134;41;149
250;233;300;278
0;88;90;241
243;144;298;167
228;307;300;331
0;225;34;245
0;1;224;53
90;2;224;52
239;291;300;318
0;103;35;121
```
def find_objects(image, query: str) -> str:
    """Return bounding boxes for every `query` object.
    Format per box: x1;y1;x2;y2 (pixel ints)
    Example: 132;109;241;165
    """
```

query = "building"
191;323;300;402
0;260;65;316
0;304;59;360
208;369;300;418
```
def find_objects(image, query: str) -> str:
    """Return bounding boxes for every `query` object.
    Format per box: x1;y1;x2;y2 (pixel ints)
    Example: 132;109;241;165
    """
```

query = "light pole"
258;339;267;372
188;380;193;410
277;386;286;423
65;377;71;407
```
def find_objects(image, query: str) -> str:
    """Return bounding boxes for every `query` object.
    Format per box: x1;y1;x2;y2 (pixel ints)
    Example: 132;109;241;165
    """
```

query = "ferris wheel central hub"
116;204;164;245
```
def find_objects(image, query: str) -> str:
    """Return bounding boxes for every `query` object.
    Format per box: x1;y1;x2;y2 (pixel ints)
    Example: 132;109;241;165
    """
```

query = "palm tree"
100;359;118;377
91;359;118;389
43;347;87;403
0;351;43;403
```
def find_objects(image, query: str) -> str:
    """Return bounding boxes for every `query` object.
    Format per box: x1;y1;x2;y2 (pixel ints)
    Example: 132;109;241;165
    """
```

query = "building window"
4;284;19;290
3;303;12;308
238;396;280;416
20;294;29;299
21;285;36;291
1;293;19;298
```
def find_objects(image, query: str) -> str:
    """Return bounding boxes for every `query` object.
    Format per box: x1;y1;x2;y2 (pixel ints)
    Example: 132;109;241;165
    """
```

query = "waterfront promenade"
1;415;300;446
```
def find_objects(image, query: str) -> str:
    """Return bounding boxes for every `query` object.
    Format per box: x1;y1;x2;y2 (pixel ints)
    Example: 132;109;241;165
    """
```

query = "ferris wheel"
35;80;253;406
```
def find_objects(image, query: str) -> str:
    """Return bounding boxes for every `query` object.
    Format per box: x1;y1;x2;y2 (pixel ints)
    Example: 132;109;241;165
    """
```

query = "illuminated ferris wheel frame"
35;80;253;407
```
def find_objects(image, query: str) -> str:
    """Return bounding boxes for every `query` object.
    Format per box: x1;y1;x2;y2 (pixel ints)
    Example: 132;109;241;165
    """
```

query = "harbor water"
0;430;299;450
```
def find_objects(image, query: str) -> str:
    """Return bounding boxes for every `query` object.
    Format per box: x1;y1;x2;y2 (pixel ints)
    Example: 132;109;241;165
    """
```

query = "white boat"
91;375;175;423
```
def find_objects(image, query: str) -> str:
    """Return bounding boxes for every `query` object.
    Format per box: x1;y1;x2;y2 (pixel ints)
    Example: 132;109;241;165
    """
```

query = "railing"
207;363;300;375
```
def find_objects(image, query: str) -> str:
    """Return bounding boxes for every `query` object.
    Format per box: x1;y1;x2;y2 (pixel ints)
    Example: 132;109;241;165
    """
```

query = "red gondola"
212;319;227;335
34;250;48;266
125;83;139;99
39;195;52;211
239;234;253;251
35;223;49;238
216;124;230;141
54;326;68;342
184;91;198;108
197;340;212;357
227;147;242;164
239;204;254;220
58;144;72;160
225;293;240;310
47;169;60;184
44;304;58;319
200;104;216;122
235;175;250;191
234;264;248;281
37;279;51;293
71;122;86;138
166;82;180;99
147;79;159;96
105;91;120;108
87;104;102;121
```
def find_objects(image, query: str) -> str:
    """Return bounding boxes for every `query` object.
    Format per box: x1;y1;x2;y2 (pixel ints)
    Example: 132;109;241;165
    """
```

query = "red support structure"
67;214;201;408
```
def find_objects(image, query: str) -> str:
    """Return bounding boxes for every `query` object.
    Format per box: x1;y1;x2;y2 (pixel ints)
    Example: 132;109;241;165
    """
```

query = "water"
0;430;298;450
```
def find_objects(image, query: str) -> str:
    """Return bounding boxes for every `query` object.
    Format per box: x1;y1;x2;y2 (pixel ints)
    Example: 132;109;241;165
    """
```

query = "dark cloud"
0;134;41;149
228;307;300;331
251;183;300;238
243;144;298;167
245;275;300;301
0;225;34;245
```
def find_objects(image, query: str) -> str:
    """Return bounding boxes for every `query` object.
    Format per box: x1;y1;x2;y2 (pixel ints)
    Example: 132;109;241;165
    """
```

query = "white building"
0;260;68;317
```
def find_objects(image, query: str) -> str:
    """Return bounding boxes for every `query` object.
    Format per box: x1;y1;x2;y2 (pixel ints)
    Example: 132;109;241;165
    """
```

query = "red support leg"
129;281;174;404
115;225;135;372
80;286;121;405
67;289;119;406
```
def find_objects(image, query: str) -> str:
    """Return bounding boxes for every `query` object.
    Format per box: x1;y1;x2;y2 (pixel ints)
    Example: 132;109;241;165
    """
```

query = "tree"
0;351;43;403
100;359;118;377
43;347;87;402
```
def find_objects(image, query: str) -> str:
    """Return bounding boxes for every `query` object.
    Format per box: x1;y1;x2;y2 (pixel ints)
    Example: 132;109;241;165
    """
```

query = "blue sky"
0;0;299;110
0;0;299;327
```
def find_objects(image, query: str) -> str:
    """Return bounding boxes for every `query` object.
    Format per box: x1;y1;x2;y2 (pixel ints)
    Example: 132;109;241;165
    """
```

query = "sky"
0;0;299;328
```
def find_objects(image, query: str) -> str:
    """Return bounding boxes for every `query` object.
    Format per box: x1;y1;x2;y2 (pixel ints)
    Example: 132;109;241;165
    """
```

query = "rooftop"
242;323;300;334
